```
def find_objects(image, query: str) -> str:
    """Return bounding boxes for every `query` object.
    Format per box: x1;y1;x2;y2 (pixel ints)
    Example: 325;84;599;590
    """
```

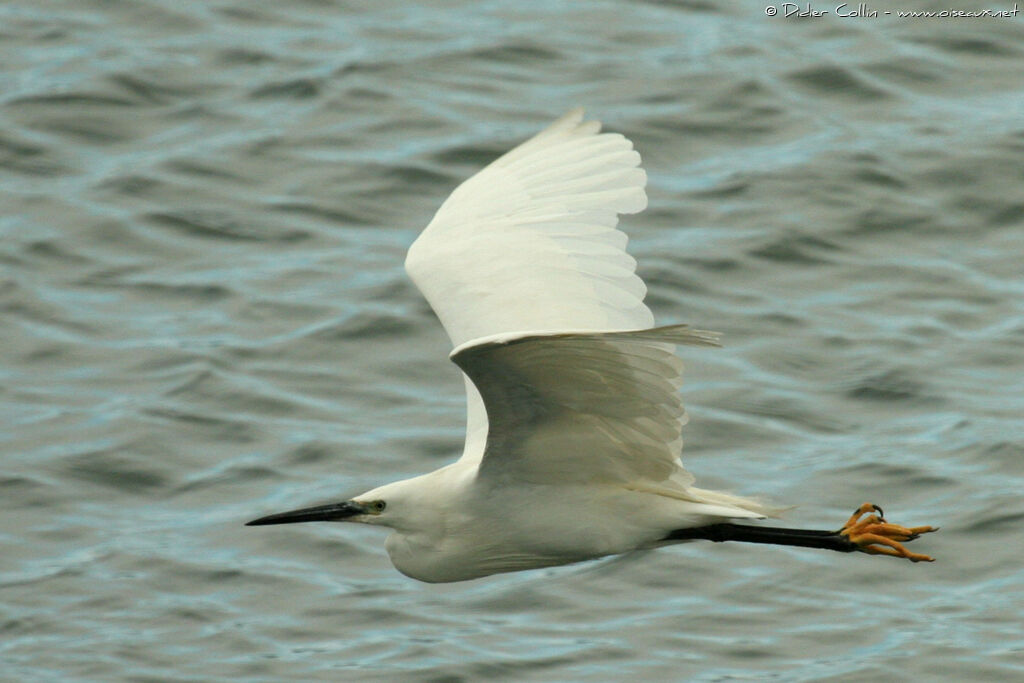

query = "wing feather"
405;108;652;347
450;325;721;487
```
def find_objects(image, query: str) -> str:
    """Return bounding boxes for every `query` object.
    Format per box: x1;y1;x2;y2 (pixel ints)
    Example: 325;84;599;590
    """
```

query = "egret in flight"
248;109;936;582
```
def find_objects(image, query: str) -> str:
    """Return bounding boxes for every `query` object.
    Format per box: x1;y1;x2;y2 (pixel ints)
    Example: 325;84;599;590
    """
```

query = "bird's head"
246;480;410;531
245;478;426;530
245;497;388;527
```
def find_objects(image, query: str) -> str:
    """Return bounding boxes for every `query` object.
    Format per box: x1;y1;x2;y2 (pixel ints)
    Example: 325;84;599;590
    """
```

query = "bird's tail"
683;485;788;519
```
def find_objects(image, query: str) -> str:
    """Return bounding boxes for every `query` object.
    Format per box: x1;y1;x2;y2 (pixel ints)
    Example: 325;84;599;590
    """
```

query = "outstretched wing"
406;109;691;479
451;326;720;487
405;108;652;346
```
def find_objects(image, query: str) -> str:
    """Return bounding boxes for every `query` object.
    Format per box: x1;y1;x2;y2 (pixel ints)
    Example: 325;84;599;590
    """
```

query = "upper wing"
405;108;652;346
405;109;655;464
450;326;721;488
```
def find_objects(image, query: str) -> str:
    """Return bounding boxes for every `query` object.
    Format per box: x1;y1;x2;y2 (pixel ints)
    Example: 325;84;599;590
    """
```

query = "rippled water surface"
3;1;1023;680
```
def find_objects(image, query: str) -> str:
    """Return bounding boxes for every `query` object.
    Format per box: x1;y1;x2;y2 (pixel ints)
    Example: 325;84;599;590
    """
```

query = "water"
3;1;1023;680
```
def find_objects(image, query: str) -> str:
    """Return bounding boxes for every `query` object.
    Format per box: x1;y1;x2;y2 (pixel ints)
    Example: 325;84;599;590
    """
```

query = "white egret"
248;109;936;582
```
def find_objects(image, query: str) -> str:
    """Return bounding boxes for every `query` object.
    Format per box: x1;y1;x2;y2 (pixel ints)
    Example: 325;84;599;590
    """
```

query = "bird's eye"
370;500;386;513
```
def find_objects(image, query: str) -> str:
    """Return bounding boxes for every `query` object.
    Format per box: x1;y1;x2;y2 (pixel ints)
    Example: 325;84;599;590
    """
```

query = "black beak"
246;501;368;526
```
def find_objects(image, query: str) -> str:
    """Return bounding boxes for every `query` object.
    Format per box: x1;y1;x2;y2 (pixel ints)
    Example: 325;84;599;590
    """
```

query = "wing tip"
675;327;723;348
622;325;723;348
542;107;597;138
564;105;586;122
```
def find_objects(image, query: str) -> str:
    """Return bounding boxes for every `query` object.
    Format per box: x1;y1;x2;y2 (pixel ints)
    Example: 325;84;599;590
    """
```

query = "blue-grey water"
3;1;1023;680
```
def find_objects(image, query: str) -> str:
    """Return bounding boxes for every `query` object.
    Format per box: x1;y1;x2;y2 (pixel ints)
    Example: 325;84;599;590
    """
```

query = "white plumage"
247;110;811;582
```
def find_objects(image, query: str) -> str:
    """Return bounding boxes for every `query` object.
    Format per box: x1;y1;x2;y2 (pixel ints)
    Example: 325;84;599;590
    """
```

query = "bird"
247;108;937;583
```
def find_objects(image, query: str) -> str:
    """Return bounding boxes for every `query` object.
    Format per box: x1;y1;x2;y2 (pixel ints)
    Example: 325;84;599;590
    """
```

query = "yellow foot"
839;502;938;562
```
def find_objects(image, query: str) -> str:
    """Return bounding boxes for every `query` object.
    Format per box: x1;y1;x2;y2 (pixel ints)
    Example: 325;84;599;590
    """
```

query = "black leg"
665;523;857;553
